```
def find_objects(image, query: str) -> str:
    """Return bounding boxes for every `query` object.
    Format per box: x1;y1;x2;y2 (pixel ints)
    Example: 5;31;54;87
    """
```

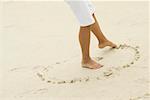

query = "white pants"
65;0;96;27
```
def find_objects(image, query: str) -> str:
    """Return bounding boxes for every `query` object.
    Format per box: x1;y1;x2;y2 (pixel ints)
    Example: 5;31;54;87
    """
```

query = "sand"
0;1;149;100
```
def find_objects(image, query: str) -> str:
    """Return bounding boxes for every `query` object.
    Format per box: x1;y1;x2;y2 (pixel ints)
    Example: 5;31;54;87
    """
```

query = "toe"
110;43;117;48
94;64;103;69
112;45;117;48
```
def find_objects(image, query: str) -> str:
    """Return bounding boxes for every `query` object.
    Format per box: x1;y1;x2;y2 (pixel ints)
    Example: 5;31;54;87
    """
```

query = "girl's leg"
79;25;103;69
91;14;117;48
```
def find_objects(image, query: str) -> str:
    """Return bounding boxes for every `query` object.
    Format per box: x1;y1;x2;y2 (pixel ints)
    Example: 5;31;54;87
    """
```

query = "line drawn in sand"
35;44;141;84
14;43;146;99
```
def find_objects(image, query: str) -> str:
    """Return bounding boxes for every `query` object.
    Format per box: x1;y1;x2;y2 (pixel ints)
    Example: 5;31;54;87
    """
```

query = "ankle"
99;39;108;44
82;57;91;64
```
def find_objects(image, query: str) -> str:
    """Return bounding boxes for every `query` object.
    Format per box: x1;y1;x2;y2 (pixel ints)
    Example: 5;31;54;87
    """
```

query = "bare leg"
79;26;103;69
91;14;117;48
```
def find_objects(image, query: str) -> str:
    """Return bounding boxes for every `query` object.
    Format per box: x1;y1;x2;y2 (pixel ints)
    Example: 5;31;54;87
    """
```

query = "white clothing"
65;0;96;27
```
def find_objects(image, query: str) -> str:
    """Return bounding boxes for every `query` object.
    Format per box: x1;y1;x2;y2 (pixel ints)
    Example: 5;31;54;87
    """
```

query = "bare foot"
82;59;103;69
98;40;117;48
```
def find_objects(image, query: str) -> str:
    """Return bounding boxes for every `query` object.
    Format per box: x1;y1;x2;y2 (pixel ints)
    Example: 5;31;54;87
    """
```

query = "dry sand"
0;1;149;100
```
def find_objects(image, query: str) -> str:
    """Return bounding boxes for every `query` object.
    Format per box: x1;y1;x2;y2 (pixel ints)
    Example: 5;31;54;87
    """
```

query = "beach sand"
0;1;149;100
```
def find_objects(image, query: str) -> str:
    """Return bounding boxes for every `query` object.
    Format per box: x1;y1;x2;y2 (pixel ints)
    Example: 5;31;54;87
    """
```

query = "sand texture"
0;1;149;100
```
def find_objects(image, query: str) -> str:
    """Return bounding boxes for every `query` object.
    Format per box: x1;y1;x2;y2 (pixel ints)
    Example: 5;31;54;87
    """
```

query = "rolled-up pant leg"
65;0;96;27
